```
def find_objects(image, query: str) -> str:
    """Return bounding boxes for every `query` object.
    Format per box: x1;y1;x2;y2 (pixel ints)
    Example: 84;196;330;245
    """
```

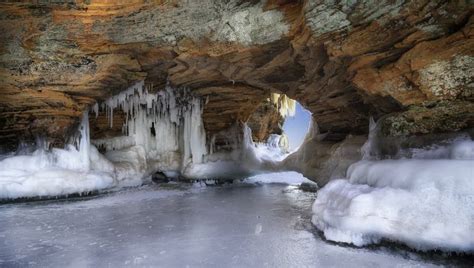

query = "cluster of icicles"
93;81;207;167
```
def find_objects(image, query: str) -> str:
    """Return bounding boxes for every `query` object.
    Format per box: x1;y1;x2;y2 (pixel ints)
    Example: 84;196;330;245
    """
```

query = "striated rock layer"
0;0;473;182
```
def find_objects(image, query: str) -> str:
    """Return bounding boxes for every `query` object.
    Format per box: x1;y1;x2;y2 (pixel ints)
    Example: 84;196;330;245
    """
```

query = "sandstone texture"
0;0;473;181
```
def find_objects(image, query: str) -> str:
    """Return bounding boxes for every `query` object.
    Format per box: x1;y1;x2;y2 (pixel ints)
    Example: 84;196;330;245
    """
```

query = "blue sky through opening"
283;102;311;151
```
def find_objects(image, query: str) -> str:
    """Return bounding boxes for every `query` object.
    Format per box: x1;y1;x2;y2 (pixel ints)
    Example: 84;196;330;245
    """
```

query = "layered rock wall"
0;0;473;182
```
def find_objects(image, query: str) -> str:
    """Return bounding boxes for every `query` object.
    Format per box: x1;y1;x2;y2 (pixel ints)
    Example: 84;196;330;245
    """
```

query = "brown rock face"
247;100;284;142
0;0;473;155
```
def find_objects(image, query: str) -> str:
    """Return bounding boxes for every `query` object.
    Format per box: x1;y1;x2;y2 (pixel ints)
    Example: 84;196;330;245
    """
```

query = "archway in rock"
86;82;309;182
0;0;472;184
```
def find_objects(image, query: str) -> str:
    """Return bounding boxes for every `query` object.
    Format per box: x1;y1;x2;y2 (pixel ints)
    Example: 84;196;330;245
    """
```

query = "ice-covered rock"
312;136;474;253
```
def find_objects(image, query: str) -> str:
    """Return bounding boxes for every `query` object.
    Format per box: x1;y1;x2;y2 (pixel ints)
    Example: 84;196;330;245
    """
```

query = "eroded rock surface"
0;0;473;181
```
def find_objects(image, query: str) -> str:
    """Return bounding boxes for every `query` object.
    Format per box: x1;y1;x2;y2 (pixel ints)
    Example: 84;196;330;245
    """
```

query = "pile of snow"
312;139;474;253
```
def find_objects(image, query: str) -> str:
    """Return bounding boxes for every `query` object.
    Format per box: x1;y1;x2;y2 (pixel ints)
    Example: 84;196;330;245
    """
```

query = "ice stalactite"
360;117;378;160
182;98;207;165
78;111;91;171
312;119;474;253
95;81;207;175
270;93;296;118
92;102;99;119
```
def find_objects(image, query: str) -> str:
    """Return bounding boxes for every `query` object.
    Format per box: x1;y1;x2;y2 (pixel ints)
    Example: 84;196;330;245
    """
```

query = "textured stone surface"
247;99;284;142
0;1;473;171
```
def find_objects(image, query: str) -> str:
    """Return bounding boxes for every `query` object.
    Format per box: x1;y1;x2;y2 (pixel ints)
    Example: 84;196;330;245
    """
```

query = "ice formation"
182;124;285;179
100;81;207;171
0;112;116;199
0;81;210;199
271;93;296;118
0;81;296;199
254;133;290;162
312;125;474;252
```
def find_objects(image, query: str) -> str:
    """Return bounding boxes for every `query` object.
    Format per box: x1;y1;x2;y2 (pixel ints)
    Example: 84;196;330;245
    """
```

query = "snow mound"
312;140;474;253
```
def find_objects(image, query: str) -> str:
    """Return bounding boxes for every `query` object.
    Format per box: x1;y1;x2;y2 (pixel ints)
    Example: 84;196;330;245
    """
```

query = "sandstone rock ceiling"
0;0;473;149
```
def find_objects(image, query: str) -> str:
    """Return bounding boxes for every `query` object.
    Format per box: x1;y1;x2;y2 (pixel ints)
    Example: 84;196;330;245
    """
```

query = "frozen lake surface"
0;182;470;267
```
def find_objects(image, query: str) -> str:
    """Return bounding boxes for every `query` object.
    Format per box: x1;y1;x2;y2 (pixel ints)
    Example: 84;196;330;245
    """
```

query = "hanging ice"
96;81;208;174
270;93;296;118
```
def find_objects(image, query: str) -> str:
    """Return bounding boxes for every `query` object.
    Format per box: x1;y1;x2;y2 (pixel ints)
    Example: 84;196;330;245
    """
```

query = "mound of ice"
0;113;117;200
0;146;116;199
312;140;474;253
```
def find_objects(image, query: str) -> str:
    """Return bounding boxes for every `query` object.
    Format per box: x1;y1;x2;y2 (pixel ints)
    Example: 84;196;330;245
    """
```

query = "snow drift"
312;135;474;253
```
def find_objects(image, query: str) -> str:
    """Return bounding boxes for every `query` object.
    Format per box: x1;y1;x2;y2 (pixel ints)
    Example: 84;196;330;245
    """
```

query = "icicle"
270;93;296;118
361;116;378;160
92;102;99;118
78;111;91;171
109;105;114;128
96;80;208;171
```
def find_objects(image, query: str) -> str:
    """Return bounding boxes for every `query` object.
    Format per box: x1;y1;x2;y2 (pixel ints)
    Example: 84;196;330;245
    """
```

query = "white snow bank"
0;165;114;199
312;140;474;253
0;114;117;199
246;171;314;185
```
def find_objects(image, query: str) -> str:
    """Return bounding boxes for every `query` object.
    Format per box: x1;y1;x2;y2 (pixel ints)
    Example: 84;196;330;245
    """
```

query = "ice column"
78;111;91;171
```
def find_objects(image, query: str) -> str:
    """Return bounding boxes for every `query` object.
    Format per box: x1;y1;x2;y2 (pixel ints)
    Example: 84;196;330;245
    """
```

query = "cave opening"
282;102;311;152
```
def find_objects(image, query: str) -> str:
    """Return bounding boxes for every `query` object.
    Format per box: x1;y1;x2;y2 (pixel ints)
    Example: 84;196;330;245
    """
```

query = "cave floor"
0;182;469;267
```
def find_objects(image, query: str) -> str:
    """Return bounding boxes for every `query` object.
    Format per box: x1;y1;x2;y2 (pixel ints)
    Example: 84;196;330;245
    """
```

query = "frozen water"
312;135;474;253
0;113;117;199
245;171;315;185
0;180;459;267
183;124;287;179
270;93;296;117
101;81;207;171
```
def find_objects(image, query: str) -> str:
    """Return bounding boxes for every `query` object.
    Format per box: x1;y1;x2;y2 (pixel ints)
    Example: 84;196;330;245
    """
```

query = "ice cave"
0;0;473;267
